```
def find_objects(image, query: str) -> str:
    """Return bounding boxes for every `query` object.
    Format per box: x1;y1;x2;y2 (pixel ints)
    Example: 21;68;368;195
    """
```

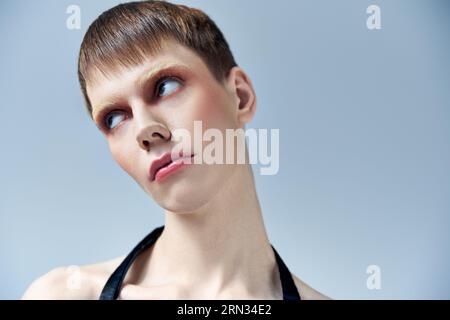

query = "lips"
149;151;194;182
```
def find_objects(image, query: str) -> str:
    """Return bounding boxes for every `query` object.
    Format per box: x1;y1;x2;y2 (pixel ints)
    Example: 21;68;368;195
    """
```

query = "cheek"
108;136;139;177
188;85;235;131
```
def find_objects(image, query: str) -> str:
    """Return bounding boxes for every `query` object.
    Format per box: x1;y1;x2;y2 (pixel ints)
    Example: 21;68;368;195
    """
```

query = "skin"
22;38;329;300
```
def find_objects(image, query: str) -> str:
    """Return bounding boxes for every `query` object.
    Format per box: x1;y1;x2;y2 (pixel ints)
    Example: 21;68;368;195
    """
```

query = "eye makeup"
95;70;185;133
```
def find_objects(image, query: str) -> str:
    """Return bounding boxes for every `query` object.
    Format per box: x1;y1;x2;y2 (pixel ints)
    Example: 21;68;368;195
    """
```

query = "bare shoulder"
291;273;331;300
21;256;126;300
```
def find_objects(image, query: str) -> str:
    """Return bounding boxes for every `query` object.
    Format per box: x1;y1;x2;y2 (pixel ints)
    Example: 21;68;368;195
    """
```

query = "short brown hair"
78;0;238;118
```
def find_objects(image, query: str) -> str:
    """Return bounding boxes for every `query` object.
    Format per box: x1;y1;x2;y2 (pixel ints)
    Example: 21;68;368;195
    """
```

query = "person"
22;0;329;300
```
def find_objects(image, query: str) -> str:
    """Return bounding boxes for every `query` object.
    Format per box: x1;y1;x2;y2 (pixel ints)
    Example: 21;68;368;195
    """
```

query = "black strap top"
99;225;301;300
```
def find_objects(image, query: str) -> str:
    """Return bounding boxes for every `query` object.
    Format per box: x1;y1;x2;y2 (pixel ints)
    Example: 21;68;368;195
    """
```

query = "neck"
144;164;281;299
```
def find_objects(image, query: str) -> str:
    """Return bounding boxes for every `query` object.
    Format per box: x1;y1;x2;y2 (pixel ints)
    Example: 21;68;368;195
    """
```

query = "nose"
136;122;172;152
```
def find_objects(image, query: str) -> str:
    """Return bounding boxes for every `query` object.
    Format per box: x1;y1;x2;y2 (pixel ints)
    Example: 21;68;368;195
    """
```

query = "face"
87;39;253;213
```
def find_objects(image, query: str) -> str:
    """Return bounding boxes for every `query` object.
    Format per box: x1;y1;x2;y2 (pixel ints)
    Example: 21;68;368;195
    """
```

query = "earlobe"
228;67;257;126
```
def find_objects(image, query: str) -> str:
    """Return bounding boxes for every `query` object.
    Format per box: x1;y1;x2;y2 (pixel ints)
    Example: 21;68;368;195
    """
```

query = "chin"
143;164;235;214
158;176;228;214
156;189;215;214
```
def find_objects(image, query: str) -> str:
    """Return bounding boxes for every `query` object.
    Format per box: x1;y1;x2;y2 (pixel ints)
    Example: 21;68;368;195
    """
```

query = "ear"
226;66;257;127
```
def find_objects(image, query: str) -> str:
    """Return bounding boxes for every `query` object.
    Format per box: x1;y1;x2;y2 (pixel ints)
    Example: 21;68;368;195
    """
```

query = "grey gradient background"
1;0;449;299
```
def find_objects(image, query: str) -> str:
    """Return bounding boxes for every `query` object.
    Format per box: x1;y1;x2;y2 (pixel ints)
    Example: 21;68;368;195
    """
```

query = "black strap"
99;225;301;300
271;245;301;300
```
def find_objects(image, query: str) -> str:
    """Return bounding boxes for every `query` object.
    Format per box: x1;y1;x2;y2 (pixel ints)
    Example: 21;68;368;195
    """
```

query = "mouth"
149;152;195;182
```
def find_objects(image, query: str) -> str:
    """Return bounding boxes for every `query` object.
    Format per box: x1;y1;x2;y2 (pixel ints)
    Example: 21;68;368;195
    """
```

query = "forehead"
87;39;211;119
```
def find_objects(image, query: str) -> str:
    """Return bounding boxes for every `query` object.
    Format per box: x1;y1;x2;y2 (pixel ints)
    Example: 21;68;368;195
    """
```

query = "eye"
156;77;182;98
104;110;126;130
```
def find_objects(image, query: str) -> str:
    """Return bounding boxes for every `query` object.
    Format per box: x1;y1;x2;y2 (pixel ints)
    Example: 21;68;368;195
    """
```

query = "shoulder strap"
99;225;301;300
99;225;164;300
271;245;302;300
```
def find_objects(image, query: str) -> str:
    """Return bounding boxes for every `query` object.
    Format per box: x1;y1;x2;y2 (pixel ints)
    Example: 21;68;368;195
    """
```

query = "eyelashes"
99;74;183;132
154;74;183;98
103;110;127;131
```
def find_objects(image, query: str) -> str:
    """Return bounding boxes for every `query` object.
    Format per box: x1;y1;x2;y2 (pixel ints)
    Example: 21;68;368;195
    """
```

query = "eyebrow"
136;62;190;89
92;62;191;122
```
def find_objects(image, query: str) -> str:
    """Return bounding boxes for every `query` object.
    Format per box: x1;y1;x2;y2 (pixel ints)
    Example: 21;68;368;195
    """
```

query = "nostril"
143;140;150;148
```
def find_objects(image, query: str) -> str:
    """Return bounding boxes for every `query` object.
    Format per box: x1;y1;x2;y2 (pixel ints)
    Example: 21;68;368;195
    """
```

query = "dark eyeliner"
97;72;183;132
153;73;182;98
99;108;125;132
